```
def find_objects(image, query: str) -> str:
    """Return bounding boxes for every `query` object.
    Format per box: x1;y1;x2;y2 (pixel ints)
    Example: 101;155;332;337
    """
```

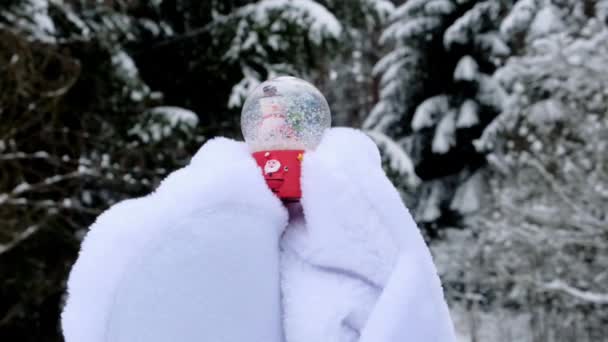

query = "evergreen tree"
133;0;342;136
366;0;513;234
432;1;608;339
463;1;608;338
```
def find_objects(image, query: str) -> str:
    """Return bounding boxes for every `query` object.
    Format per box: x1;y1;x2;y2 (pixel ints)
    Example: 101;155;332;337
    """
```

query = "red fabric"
253;150;304;202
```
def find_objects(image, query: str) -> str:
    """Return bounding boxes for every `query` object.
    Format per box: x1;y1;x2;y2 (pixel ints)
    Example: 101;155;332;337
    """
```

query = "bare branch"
0;151;50;161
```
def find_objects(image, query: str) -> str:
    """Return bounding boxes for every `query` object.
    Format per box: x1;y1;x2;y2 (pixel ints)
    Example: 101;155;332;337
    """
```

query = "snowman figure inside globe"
241;76;331;201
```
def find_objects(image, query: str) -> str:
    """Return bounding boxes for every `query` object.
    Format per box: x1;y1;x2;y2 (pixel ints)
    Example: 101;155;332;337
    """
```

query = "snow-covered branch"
542;280;608;305
1;197;102;215
366;130;420;187
0;151;50;161
9;171;84;196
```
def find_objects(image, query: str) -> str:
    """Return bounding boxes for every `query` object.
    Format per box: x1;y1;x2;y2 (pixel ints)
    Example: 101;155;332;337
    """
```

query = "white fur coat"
61;128;456;342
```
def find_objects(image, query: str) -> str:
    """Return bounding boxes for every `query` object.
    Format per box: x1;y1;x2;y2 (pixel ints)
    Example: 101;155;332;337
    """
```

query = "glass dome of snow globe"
241;76;331;152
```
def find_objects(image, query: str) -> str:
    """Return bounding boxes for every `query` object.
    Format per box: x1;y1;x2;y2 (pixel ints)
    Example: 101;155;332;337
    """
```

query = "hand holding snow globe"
241;76;331;201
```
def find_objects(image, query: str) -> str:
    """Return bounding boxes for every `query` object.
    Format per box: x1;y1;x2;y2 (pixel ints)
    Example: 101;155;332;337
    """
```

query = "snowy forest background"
0;0;606;341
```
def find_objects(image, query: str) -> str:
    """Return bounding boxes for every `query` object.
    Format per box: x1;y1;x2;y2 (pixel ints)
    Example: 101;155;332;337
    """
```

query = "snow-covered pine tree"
366;0;514;234
461;0;608;338
286;0;421;190
214;0;343;109
129;0;344;137
220;0;395;119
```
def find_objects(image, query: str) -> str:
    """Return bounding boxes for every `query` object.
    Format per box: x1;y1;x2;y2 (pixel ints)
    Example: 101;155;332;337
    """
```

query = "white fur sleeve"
61;138;288;342
293;128;456;342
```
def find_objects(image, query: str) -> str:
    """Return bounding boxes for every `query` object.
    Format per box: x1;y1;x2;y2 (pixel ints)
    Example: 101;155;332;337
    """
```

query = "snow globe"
241;76;331;201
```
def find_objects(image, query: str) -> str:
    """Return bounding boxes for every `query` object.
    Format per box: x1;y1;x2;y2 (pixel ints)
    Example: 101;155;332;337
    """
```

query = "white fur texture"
62;129;455;342
61;137;287;342
281;128;456;342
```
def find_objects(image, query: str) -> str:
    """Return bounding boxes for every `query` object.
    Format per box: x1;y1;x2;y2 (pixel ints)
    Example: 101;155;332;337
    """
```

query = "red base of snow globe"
252;150;304;202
